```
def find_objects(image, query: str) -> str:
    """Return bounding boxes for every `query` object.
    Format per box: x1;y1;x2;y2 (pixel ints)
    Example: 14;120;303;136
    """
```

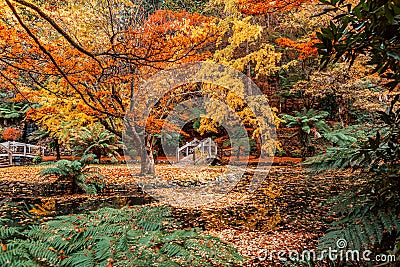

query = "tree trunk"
143;135;155;175
300;136;308;161
71;177;78;194
55;139;61;160
254;134;261;158
125;120;155;175
92;148;102;163
139;144;155;175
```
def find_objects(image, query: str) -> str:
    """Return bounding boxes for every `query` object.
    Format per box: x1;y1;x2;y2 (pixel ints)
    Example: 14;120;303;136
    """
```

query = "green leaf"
302;126;311;134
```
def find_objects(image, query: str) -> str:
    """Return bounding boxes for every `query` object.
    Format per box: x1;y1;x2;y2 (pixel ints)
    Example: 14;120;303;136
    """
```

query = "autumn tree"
186;0;289;158
0;0;219;174
182;0;331;158
292;58;388;124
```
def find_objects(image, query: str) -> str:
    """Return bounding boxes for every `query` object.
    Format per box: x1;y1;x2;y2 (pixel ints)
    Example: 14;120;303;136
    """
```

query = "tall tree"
0;0;219;174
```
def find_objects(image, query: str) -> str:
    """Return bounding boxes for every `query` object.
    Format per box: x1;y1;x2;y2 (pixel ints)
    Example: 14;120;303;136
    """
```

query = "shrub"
40;154;105;194
306;107;400;261
69;123;122;163
1;127;22;141
280;109;330;159
32;155;42;165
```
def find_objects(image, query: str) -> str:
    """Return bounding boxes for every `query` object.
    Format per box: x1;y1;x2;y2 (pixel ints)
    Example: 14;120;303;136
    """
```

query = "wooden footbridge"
0;141;45;167
176;138;219;164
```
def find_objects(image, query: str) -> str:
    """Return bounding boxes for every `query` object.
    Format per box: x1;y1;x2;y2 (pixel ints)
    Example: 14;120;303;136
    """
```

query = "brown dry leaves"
0;164;226;185
0;166;51;182
0;164;356;266
208;228;319;266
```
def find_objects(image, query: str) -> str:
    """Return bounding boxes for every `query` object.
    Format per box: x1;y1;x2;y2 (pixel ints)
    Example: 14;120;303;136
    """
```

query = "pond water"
0;194;154;228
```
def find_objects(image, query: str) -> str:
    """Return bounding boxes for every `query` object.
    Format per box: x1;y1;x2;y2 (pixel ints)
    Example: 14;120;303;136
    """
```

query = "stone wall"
0;180;145;198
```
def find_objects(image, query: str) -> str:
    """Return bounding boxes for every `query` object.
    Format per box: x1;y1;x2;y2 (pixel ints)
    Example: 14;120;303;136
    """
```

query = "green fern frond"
0;226;20;239
319;209;399;251
0;206;244;266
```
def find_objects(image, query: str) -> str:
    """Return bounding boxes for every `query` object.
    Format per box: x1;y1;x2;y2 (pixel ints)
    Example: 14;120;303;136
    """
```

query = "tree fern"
68;123;122;163
280;109;330;159
0;226;20;239
304;124;374;172
40;155;105;194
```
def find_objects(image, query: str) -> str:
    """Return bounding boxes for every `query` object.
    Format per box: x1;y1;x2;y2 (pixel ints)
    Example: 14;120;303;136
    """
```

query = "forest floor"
0;163;356;266
41;155;303;165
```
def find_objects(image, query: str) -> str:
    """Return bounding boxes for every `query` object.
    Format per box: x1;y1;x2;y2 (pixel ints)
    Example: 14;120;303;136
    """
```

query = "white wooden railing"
0;141;45;165
176;138;217;163
0;143;13;165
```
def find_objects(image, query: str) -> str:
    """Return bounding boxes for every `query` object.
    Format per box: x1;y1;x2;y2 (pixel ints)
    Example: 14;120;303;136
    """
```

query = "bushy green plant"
0;206;244;266
306;105;400;261
305;124;373;171
40;154;105;194
316;0;400;87
308;0;400;263
0;102;31;121
69;123;122;163
32;155;42;165
280;109;330;159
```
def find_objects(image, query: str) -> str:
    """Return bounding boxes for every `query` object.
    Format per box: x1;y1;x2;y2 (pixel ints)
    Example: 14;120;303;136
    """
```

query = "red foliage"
2;127;22;141
276;37;319;60
237;0;311;15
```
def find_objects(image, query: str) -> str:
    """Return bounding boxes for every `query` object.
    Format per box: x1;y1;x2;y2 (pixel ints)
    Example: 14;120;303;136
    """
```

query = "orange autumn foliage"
276;37;319;60
2;127;22;141
0;1;218;137
237;0;312;15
